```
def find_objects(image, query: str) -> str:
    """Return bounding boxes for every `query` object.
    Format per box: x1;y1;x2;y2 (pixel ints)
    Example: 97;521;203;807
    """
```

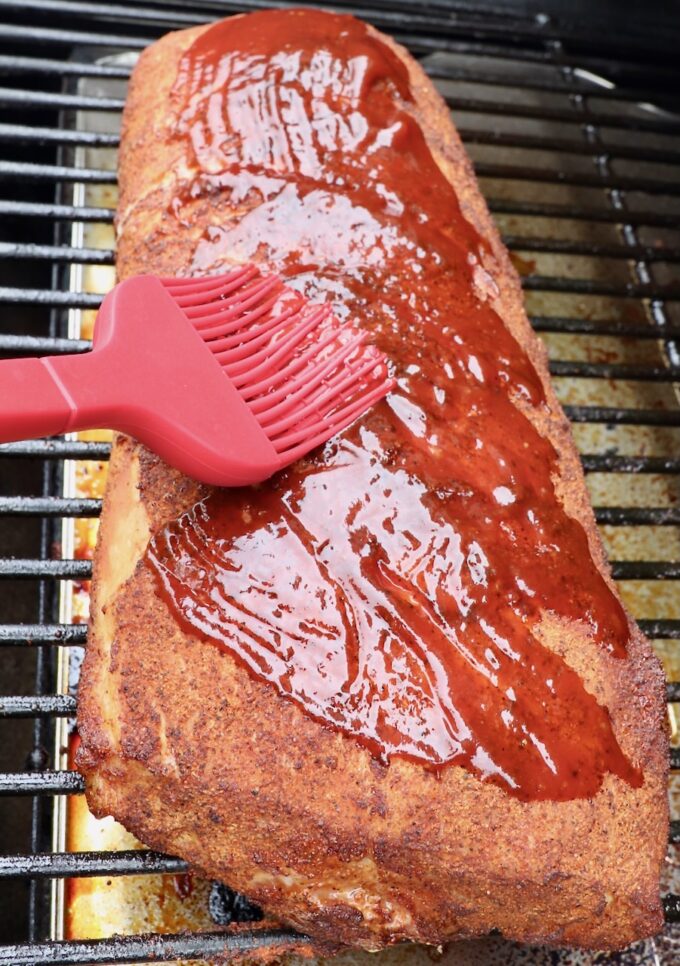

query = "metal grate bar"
6;279;680;309
0;334;90;353
0;160;116;184
15;615;680;650
9;319;672;353
6;117;680;171
476;162;680;198
0;53;132;78
0;849;187;879
0;287;103;307
7;230;680;267
0;241;114;263
0;0;582;43
488;199;680;229
7;0;680;61
564;406;680;427
5;0;676;84
5;448;677;474
425;62;680;106
0;695;76;718
0;619;673;647
5;194;676;233
0;928;308;966
611;562;680;580
0;440;110;458
0;445;668;472
0;214;668;265
460;128;680;168
0;122;120;147
666;894;680;924
0;0;209;26
503;235;680;263
638;619;680;638
581;455;680;474
2;196;676;234
549;361;680;382
528;274;680;303
4;553;679;580
0;87;125;111
531;316;680;339
5;673;680;713
415;37;680;84
3;164;679;205
0;771;84;796
6;337;680;382
1;494;671;524
595;507;680;525
0;497;101;517
0;22;149;49
0;446;667;473
0;559;92;579
0;9;572;62
0;200;114;222
0;624;87;645
446;94;680;135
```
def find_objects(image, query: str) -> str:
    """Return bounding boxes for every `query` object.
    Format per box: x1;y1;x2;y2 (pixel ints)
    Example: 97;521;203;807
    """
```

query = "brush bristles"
161;266;393;460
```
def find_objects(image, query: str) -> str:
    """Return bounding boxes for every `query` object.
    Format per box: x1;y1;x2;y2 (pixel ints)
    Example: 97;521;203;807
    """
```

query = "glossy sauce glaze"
147;9;642;800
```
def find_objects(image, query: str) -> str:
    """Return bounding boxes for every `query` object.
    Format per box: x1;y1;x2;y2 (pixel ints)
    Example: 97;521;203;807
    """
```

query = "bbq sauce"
146;9;642;800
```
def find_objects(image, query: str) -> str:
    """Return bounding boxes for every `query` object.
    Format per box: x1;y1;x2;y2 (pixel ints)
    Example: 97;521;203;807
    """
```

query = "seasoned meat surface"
77;9;668;952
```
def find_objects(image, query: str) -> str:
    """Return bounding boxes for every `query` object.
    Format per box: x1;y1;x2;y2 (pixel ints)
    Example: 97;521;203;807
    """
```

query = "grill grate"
1;0;680;962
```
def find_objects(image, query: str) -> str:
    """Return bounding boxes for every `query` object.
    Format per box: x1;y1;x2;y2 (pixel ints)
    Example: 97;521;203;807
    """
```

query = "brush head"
160;265;393;470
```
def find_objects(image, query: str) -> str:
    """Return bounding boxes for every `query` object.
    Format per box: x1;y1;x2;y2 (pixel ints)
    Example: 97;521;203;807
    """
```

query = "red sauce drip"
173;873;194;900
148;9;642;800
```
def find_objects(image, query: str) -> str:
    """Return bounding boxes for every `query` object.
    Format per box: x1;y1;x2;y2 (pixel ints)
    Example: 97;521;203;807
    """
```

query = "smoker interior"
1;0;680;963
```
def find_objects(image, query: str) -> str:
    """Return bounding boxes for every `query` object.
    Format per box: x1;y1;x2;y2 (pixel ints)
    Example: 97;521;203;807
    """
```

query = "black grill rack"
1;0;680;962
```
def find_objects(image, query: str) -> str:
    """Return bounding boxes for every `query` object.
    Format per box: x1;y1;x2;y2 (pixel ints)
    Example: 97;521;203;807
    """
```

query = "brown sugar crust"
77;15;669;953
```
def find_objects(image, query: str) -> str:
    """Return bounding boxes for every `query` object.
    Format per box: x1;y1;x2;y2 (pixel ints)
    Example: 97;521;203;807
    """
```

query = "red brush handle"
0;356;74;442
0;352;111;443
